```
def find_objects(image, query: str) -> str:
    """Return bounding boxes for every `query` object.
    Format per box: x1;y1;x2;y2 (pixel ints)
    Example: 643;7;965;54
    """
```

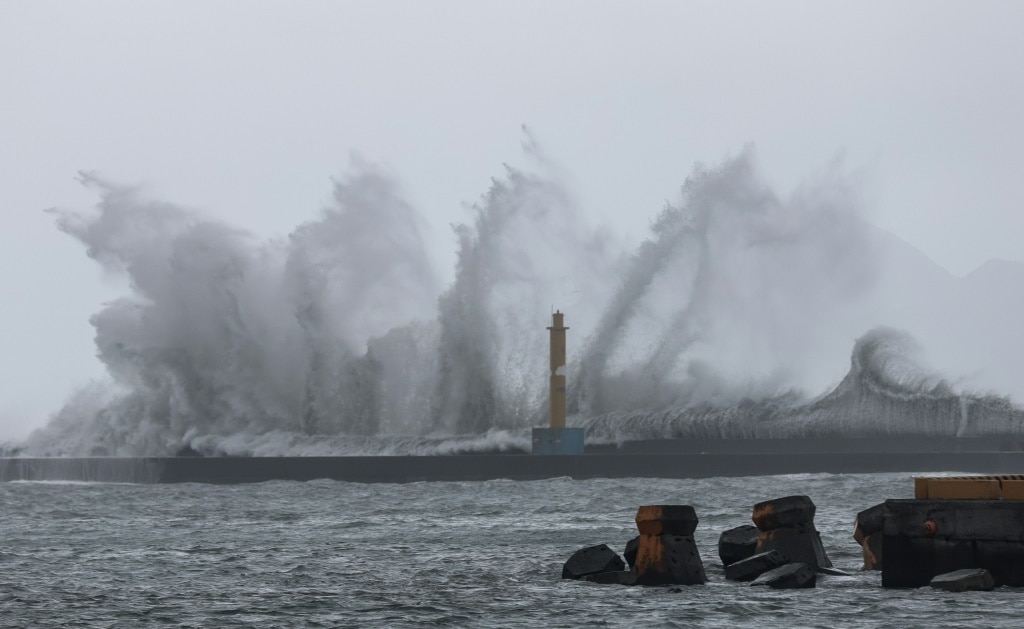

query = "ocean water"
2;472;1020;628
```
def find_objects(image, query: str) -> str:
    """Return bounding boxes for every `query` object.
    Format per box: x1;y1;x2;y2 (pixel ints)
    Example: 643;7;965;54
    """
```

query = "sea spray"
28;166;442;454
583;327;1024;441
24;154;615;455
572;151;877;417
20;149;1024;456
434;164;616;433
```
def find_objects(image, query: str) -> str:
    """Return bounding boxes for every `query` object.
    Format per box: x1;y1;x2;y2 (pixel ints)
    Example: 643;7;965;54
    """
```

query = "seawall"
5;450;1024;484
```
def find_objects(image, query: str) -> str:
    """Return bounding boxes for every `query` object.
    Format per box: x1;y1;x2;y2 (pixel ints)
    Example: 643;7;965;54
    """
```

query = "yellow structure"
532;310;582;454
914;475;1024;500
547;311;569;429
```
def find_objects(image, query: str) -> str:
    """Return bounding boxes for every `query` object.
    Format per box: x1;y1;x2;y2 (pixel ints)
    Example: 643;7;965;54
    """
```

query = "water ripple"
2;473;1020;627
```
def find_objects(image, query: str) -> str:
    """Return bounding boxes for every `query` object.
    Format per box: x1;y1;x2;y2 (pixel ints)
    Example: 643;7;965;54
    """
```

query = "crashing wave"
15;146;1024;456
583;327;1024;442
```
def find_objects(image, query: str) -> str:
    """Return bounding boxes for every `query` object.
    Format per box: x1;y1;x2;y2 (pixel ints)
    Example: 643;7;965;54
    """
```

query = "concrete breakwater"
6;451;1024;484
566;480;1024;592
564;496;830;590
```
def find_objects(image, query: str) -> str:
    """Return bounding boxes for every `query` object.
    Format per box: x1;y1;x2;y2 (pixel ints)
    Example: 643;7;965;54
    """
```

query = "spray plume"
18;148;1024;456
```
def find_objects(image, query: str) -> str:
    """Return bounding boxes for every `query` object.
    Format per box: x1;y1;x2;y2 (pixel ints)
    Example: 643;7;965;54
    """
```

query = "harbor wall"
5;450;1024;484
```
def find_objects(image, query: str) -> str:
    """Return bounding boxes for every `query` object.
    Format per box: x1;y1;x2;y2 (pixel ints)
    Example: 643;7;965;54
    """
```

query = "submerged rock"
562;544;625;580
750;563;817;589
718;524;759;567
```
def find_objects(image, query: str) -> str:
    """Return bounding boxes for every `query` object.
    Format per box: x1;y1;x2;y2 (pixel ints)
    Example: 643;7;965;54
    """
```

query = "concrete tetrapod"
752;495;817;529
718;524;759;567
752;495;832;570
853;503;885;570
750;563;817;589
562;544;625;580
724;550;789;582
633;505;707;586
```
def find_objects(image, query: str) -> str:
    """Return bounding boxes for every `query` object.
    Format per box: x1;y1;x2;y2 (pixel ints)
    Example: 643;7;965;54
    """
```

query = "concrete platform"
883;498;1024;587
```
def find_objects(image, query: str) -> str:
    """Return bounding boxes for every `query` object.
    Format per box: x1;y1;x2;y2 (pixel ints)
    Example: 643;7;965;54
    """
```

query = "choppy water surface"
2;472;1020;627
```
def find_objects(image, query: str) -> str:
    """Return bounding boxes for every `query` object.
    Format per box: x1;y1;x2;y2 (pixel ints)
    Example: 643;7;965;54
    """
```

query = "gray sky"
1;0;1022;440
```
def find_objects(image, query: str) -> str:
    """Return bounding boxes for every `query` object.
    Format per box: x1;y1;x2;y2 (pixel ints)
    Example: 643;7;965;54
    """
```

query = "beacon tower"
532;310;585;455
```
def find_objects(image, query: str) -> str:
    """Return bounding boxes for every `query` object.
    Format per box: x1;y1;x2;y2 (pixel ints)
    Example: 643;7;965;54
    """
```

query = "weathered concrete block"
853;503;886;570
854;503;886;542
752;495;816;530
718;524;759;566
624;536;639;568
750;562;816;589
883;499;1024;587
634;533;707;586
562;544;625;580
929;568;995;592
724;550;788;582
635;505;698;536
632;505;706;586
860;532;883;570
581;569;638;586
755;524;833;570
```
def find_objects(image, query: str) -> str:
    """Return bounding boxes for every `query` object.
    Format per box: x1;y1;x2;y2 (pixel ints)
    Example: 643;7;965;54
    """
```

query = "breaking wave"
584;327;1024;442
14;146;1024;456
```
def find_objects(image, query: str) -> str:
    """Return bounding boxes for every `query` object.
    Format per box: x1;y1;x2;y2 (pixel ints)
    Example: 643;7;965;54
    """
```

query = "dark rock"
635;505;698;536
634;534;707;586
624;536;639;568
724;550;788;582
755;524;832;570
750;562;817;589
718;524;759;566
752;495;816;530
561;544;625;580
929;568;996;592
581;569;637;586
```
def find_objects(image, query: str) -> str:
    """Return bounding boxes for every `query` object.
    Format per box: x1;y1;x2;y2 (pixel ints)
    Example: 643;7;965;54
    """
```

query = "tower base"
532;427;585;455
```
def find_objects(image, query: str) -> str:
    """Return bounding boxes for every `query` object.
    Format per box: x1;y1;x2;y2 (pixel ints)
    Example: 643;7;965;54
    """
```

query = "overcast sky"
2;0;1022;440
